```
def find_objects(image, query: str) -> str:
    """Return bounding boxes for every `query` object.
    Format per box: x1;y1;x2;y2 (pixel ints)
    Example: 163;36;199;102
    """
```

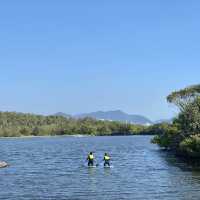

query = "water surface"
0;136;200;200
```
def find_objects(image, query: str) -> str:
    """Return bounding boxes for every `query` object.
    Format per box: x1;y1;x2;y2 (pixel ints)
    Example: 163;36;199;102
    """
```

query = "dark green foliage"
153;84;200;159
0;112;148;137
179;135;200;158
176;97;200;135
151;123;180;149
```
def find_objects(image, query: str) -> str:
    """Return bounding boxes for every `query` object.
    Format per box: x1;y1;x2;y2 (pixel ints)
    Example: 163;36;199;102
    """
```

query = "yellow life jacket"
88;154;94;160
104;155;110;161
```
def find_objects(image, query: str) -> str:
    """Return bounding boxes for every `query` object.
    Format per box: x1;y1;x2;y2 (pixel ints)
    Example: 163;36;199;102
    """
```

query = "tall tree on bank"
167;84;200;111
152;84;200;159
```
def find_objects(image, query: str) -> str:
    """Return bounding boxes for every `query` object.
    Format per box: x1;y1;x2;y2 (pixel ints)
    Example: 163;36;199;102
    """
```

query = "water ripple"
1;136;200;200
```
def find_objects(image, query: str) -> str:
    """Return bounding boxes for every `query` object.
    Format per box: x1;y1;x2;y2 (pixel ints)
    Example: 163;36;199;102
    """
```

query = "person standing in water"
103;153;111;167
87;152;94;166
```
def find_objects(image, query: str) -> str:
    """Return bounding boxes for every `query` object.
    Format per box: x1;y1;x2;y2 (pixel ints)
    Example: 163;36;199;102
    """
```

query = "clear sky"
0;0;200;121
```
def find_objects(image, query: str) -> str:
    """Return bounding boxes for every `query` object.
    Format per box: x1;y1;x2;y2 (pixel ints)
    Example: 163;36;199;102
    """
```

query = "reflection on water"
0;136;200;200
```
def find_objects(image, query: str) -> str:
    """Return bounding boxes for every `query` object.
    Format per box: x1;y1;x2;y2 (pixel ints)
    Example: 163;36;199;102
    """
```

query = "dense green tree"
0;111;148;137
179;135;200;158
153;84;200;159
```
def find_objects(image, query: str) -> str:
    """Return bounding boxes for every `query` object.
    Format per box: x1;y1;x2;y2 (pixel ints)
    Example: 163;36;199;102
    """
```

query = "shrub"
179;135;200;158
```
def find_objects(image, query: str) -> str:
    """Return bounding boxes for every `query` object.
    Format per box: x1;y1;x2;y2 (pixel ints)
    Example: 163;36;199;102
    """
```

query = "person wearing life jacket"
87;152;94;166
103;153;110;166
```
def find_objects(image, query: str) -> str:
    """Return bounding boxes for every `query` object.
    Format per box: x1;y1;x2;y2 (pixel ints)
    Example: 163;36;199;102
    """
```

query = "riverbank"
0;112;149;137
0;133;152;139
0;134;90;139
152;84;200;164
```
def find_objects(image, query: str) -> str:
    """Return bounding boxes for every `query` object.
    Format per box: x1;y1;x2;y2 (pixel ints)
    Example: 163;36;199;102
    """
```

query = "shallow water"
0;136;200;200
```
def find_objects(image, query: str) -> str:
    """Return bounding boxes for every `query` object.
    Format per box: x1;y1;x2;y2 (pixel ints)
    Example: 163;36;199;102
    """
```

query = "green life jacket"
88;154;94;160
104;155;110;161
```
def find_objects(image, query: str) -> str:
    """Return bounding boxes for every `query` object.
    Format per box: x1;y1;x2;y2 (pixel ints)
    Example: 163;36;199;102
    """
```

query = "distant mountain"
75;110;152;125
54;111;174;125
54;112;71;118
154;118;173;124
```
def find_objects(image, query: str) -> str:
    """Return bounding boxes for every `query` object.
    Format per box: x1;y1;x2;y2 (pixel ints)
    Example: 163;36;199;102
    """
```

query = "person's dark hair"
90;152;93;154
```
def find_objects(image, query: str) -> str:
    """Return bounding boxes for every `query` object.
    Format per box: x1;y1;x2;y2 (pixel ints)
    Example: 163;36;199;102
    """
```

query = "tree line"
151;84;200;159
0;112;148;137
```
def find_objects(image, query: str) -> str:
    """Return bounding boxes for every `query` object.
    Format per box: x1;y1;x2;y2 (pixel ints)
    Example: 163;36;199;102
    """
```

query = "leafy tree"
167;84;200;111
153;84;200;159
179;135;200;158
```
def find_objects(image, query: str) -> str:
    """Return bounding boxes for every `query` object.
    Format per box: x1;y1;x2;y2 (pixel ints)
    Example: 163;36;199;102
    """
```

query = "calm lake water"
0;136;200;200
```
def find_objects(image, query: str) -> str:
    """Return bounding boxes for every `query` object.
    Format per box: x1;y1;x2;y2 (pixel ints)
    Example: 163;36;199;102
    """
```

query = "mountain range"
54;110;153;125
54;112;71;118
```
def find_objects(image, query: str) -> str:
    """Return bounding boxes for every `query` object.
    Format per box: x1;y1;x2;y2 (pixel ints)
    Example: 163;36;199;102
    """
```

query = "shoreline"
0;134;153;139
0;135;89;139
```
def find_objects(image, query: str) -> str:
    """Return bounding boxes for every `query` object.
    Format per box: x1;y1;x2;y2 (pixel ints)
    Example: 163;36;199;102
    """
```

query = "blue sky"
0;0;200;120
